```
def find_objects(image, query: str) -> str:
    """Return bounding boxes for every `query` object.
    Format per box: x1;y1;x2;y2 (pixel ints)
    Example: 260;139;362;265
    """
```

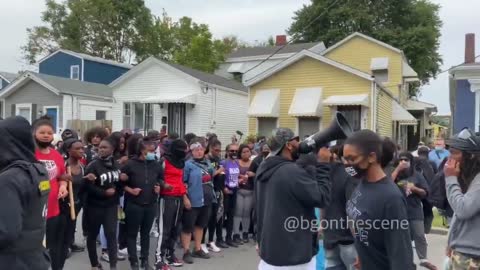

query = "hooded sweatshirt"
122;157;164;205
0;116;51;270
255;155;330;266
84;157;121;208
446;174;480;257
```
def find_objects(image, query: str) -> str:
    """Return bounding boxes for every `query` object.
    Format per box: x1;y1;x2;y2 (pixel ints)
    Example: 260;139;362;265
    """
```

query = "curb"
430;227;449;235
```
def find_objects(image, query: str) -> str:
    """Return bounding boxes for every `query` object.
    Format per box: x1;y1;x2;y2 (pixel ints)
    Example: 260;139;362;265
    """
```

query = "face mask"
345;164;368;179
229;153;237;159
146;152;156;161
35;139;52;149
291;148;300;161
435;146;444;151
100;155;113;167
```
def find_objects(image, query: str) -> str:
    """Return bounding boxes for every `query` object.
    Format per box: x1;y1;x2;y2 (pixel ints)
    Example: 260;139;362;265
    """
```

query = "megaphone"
298;112;353;154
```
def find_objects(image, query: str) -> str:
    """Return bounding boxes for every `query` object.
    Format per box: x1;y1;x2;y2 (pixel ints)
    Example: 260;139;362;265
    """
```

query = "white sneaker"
118;248;128;256
137;244;141;252
150;230;159;238
201;243;209;254
101;252;110;262
208;242;221;253
117;252;126;261
412;240;416;248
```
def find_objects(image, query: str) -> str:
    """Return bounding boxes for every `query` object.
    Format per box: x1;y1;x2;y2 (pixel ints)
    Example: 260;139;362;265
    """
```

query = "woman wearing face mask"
443;129;480;269
120;138;168;270
342;130;415;270
221;143;240;247
84;127;109;165
64;138;87;254
181;138;215;264
233;144;254;244
84;137;122;270
391;152;436;270
33;118;70;270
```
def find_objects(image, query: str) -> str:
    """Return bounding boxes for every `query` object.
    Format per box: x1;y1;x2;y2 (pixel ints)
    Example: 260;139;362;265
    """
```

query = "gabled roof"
38;49;133;69
245;49;373;87
110;57;247;93
228;42;325;59
0;72;112;100
0;71;19;83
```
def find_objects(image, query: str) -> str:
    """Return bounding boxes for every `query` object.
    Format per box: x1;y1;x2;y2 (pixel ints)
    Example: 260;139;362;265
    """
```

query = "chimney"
276;35;287;46
465;33;475;63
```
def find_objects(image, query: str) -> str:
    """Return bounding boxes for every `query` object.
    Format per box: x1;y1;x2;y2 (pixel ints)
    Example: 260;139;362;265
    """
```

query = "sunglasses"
229;150;238;153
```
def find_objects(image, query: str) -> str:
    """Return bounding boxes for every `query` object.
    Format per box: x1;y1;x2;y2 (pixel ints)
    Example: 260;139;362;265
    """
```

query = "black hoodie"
84;157;121;208
255;155;330;266
121;157;164;205
0;116;50;270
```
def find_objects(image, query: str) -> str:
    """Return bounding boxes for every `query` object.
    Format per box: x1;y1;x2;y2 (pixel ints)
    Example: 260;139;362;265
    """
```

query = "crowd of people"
0;114;479;270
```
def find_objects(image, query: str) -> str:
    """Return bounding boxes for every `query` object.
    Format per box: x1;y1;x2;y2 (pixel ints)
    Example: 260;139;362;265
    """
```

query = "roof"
405;99;437;112
38;49;133;69
324;94;370;107
228;42;324;59
0;72;112;99
392;100;418;125
0;71;18;83
245;50;373;87
110;56;247;93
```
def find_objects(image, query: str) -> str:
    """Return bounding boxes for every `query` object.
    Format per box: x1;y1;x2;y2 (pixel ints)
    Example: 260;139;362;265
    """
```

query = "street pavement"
65;233;448;269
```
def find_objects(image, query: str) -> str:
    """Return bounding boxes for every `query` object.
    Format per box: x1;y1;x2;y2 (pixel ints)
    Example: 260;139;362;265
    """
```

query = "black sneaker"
192;249;210;259
182;251;194;264
71;243;85;252
242;232;250;243
233;235;243;245
216;241;229;249
226;240;238;248
140;260;153;270
154;261;171;270
130;261;140;270
165;254;183;267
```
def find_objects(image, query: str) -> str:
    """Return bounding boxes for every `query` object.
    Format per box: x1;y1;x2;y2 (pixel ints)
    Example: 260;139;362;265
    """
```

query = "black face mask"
345;164;368;179
100;155;113;167
291;148;300;161
229;153;237;159
35;139;53;149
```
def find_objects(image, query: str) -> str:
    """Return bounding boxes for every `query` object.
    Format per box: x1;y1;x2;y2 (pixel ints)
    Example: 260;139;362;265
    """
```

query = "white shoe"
150;230;159;238
117;252;126;261
412;240;416;248
101;252;110;262
118;248;128;256
201;243;209;254
137;244;141;252
208;242;221;253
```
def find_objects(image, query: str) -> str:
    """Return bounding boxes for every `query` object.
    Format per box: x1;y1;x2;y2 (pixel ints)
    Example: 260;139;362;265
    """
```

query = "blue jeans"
325;244;357;270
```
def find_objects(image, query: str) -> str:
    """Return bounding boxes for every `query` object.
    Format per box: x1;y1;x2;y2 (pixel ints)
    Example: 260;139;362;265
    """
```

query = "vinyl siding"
376;89;393;137
453;79;475;133
83;60;129;84
77;99;112;120
213;88;248;146
325;36;403;98
4;80;63;123
39;52;83;81
249;57;372;134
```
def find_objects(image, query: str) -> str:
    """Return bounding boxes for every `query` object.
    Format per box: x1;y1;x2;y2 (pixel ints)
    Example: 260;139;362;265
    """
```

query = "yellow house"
245;33;419;141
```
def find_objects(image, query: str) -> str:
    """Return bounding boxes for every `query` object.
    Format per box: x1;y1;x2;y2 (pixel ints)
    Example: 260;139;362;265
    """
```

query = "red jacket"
161;159;186;197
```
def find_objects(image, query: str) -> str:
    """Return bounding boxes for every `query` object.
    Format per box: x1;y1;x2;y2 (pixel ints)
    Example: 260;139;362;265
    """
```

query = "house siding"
83;60;130;85
325;36;403;98
0;79;9;90
4;80;63;123
39;52;83;81
453;79;475;133
377;90;393;137
213;88;248;145
249;57;372;135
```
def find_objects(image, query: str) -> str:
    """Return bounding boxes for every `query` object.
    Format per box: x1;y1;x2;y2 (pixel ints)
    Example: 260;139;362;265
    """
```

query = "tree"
288;0;442;96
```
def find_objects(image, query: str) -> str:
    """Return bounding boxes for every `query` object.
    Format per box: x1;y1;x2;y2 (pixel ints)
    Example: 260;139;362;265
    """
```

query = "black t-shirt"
346;177;415;270
396;173;430;220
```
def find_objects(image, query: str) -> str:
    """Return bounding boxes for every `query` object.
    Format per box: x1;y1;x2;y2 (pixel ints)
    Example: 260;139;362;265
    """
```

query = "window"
233;72;243;82
96;110;107;120
70;65;80;80
298;117;320;139
258;118;277;137
373;70;388;84
337;106;361;131
16;104;32;123
123;103;131;128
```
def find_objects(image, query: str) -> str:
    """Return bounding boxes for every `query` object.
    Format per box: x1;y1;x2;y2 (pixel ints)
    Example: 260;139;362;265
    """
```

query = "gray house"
0;72;113;132
0;71;18;90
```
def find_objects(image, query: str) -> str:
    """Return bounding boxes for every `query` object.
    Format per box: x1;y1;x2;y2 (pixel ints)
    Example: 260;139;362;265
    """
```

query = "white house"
0;72;113;133
110;57;248;145
215;35;326;85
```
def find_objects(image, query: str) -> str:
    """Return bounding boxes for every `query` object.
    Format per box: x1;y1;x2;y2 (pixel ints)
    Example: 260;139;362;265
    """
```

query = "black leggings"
85;205;118;267
125;202;156;263
224;192;237;241
46;214;68;270
156;196;183;262
202;202;222;243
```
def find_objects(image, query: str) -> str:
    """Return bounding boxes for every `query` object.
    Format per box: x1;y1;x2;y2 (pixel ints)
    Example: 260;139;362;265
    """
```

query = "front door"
168;103;186;138
46;107;58;132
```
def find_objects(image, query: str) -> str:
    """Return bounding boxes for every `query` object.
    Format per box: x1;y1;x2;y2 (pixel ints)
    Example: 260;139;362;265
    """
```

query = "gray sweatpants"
410;220;428;261
233;189;254;235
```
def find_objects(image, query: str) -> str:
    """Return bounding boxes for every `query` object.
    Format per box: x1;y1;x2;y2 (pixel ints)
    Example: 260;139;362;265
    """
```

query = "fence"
66;120;112;138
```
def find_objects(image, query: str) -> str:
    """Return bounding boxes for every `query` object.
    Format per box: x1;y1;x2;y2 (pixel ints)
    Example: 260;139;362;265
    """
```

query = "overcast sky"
1;0;479;115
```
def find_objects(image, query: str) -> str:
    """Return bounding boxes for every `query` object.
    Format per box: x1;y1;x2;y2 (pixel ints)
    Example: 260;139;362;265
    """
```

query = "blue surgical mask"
146;152;156;161
435;146;444;151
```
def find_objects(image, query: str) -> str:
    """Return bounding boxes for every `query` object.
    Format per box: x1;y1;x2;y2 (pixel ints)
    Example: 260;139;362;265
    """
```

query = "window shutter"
11;104;15;116
31;104;37;122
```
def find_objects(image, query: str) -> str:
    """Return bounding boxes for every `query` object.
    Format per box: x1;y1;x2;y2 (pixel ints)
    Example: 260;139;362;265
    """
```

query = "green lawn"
432;208;449;229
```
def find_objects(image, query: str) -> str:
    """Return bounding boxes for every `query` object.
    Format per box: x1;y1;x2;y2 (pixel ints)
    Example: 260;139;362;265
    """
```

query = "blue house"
38;49;132;85
0;71;18;90
450;33;480;134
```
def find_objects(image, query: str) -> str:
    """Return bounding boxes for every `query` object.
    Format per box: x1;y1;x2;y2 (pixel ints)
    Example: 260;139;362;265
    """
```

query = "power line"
437;55;480;75
243;0;342;77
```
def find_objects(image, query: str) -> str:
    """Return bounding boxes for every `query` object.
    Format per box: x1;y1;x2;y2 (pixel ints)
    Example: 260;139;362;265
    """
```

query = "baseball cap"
268;128;300;156
446;128;480;152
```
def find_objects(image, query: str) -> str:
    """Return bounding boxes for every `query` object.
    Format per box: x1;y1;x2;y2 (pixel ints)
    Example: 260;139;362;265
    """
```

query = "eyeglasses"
458;128;478;146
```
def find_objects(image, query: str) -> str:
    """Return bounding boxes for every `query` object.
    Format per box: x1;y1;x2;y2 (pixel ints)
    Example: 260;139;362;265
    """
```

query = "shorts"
182;206;211;233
